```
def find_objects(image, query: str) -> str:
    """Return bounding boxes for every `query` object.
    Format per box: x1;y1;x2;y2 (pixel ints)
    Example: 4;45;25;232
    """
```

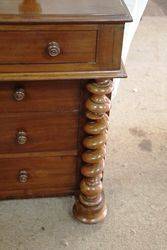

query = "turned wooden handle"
18;170;28;183
47;41;61;57
13;87;25;101
16;130;27;145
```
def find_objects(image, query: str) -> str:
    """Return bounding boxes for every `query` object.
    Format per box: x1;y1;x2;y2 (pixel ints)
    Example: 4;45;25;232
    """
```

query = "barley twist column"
73;79;113;224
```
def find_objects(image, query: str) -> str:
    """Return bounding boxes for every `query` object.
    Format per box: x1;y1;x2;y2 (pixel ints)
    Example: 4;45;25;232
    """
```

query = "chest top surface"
0;0;132;23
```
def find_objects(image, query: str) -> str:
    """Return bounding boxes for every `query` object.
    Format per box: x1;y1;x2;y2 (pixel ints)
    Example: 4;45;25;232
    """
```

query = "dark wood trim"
0;62;127;82
0;188;75;200
0;151;78;159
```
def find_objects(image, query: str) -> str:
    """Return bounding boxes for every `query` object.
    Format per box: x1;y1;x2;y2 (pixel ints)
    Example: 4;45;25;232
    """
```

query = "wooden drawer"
0;156;77;199
0;30;96;64
0;112;78;154
0;24;124;74
0;80;80;113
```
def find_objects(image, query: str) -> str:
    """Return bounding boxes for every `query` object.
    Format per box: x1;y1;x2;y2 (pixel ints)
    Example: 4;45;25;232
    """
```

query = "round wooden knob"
18;170;28;183
16;130;27;145
13;88;25;101
48;41;61;57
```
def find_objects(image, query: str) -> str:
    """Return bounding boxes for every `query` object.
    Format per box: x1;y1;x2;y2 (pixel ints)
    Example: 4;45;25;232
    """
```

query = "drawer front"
0;112;78;154
0;156;77;198
0;30;97;64
0;81;80;113
0;24;124;74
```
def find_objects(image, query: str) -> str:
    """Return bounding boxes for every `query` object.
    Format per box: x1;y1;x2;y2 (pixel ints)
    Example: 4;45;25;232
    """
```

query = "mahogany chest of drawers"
0;0;132;224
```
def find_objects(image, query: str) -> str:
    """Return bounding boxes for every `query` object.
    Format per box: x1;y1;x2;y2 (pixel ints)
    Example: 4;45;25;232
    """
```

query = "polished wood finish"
0;24;124;73
0;0;132;224
73;79;113;223
0;112;78;154
0;156;77;199
0;63;127;81
0;151;77;159
0;0;132;23
0;30;96;64
0;81;80;113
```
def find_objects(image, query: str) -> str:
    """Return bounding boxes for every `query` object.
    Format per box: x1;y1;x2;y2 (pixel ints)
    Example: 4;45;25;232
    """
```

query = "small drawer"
0;112;78;154
0;30;97;64
0;80;80;113
0;155;77;199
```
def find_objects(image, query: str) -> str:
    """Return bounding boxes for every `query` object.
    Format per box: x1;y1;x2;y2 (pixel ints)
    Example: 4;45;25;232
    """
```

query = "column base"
73;193;107;224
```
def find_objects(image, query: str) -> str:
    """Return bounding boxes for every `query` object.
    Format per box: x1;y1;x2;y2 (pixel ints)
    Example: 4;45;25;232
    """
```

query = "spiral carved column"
73;79;113;224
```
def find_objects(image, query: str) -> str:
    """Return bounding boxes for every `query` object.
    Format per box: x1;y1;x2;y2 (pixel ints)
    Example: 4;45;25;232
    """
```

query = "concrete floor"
0;1;167;250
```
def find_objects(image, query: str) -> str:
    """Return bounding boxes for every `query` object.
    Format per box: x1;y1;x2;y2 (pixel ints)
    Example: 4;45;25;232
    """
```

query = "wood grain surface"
0;0;132;23
0;155;77;199
0;30;97;64
0;81;80;113
0;112;79;153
